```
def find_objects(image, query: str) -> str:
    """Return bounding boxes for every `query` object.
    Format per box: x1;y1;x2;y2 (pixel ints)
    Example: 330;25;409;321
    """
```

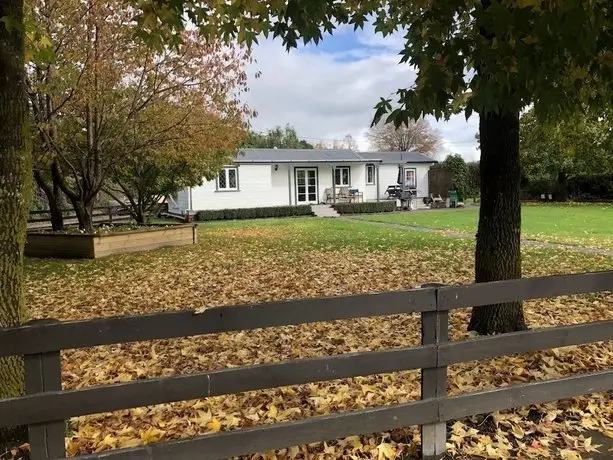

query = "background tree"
466;161;481;201
25;0;85;231
432;154;469;199
314;134;359;150
520;107;613;200
245;124;313;149
107;104;248;223
0;0;31;449
367;117;441;155
333;134;359;150
135;0;613;334
27;0;251;232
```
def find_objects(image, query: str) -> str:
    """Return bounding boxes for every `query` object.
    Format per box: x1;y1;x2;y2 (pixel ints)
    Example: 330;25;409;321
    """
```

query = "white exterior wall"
362;164;379;201
376;163;431;201
168;161;433;212
188;164;288;211
287;163;369;205
414;164;430;198
168;189;190;214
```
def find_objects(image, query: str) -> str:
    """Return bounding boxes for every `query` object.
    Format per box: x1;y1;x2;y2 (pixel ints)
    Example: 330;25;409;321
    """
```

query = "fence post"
24;319;65;460
108;206;113;224
420;284;448;460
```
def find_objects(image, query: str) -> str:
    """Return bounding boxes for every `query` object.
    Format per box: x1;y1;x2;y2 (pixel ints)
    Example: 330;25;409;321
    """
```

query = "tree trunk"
34;170;65;231
0;0;31;449
72;200;95;233
468;110;527;335
555;171;569;202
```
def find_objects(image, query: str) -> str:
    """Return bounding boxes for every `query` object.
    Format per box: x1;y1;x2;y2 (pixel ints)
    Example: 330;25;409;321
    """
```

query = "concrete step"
311;205;340;218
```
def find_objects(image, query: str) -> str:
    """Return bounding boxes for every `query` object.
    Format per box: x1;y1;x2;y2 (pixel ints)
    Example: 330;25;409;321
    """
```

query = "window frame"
334;166;351;187
216;166;239;192
365;164;376;185
404;167;417;189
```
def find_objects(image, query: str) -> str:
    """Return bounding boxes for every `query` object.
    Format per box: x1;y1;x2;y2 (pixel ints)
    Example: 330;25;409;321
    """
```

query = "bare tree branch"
366;118;441;157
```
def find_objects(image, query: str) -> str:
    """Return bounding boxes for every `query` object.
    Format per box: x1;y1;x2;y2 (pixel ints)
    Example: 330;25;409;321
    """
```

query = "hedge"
521;174;613;201
333;201;396;214
194;205;314;221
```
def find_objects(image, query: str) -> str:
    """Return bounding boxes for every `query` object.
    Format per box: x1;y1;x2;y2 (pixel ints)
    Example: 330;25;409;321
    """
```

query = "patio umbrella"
397;165;402;185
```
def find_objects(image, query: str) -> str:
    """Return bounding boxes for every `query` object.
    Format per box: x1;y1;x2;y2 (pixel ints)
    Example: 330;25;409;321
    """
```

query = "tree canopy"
367;117;441;154
520;107;613;183
245;125;314;149
26;0;252;229
138;0;613;122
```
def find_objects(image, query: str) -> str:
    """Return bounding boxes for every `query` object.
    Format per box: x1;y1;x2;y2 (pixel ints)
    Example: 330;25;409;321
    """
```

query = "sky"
242;23;481;161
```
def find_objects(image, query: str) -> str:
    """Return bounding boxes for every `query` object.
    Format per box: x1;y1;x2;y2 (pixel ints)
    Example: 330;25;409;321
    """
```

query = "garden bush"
333;201;396;214
195;205;314;221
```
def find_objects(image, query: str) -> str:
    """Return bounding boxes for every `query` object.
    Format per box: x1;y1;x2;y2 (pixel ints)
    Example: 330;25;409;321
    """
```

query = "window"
404;168;417;188
366;164;376;185
217;167;238;191
334;166;350;186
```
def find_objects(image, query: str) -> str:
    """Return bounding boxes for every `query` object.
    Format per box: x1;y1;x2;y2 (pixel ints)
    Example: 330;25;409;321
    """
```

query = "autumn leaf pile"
23;218;613;459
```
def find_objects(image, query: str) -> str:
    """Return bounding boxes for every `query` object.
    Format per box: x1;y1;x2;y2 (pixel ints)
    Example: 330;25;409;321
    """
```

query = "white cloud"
243;27;480;161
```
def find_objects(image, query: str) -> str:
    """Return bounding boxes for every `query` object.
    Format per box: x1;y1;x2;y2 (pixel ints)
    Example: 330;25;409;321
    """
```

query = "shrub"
194;205;314;221
333;201;396;214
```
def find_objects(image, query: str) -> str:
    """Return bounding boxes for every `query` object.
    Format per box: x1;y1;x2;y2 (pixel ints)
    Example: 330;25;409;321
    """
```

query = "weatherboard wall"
188;164;288;211
377;163;431;200
171;161;433;213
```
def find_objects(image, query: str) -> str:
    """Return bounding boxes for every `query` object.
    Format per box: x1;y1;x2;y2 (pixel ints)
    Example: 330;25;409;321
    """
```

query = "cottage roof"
234;148;437;164
374;151;437;164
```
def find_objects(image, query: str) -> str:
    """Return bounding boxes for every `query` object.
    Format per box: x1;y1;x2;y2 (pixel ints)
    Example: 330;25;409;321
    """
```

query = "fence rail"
27;205;132;229
1;271;612;460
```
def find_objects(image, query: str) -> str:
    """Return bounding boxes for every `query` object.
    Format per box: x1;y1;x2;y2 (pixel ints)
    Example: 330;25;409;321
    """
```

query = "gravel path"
344;217;613;257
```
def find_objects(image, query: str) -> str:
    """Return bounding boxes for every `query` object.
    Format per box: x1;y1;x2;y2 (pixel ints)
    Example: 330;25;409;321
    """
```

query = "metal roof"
375;151;438;164
234;148;436;164
235;148;379;163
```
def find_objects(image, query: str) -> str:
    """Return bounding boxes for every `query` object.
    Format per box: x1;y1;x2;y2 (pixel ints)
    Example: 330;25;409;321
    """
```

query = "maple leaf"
140;427;165;444
267;404;278;420
376;442;396;459
206;418;222;433
510;424;525;439
559;448;583;460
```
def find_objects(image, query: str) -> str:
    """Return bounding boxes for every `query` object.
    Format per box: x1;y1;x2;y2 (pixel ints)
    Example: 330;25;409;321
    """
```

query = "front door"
295;168;318;203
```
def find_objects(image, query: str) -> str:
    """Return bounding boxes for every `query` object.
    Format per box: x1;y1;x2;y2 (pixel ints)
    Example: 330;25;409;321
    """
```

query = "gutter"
234;159;384;164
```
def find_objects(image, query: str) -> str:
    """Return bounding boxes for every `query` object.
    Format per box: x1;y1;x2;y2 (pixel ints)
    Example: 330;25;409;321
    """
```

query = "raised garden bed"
26;223;197;259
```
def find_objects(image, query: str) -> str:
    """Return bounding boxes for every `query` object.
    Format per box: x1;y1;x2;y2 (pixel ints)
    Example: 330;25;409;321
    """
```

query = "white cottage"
168;148;437;213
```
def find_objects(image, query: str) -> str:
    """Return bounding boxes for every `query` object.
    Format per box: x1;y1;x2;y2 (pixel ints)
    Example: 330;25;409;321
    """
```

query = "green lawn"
354;203;613;249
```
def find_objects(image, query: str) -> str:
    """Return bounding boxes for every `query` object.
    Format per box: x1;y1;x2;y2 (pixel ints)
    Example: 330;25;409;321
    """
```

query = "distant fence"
28;205;131;227
428;169;453;198
1;272;613;459
28;203;171;228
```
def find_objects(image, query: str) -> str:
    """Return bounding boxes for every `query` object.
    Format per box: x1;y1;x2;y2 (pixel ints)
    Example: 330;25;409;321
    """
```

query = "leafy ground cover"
355;203;613;250
23;217;613;459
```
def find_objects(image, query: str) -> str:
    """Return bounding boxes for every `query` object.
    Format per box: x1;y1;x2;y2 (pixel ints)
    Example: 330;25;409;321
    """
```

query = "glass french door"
295;168;318;203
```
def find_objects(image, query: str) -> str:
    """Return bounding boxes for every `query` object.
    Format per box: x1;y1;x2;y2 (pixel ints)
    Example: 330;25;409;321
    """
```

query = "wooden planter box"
26;224;197;259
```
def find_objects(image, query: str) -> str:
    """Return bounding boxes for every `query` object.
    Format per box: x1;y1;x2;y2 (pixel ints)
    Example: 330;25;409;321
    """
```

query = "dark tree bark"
0;0;31;449
51;159;99;233
71;200;95;233
468;110;528;334
554;171;569;202
34;168;65;231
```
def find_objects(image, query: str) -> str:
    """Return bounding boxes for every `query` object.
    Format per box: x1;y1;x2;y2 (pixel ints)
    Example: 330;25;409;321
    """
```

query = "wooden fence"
28;206;132;227
1;272;613;460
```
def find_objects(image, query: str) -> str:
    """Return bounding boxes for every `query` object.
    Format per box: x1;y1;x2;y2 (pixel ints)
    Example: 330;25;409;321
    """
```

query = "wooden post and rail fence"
1;272;613;460
27;206;131;228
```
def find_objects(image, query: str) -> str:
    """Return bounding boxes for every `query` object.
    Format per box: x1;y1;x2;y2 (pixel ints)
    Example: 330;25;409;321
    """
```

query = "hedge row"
194;205;314;221
333;201;396;214
521;174;613;201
